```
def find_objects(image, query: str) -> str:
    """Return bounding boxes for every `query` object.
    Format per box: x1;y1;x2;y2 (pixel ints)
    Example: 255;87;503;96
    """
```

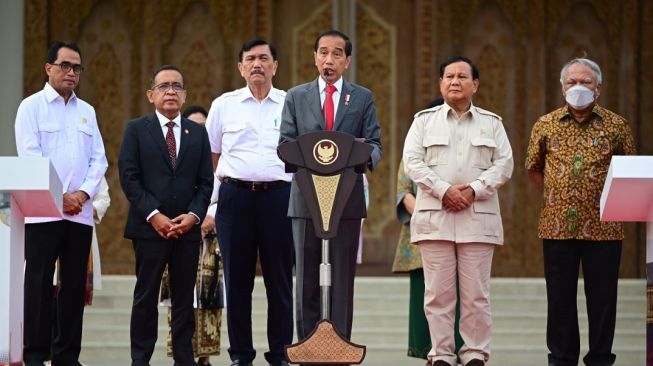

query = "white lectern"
600;155;653;249
600;155;653;366
0;157;62;365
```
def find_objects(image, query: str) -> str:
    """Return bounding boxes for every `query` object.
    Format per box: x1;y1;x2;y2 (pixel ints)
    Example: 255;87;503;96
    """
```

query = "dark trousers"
216;183;294;364
24;220;92;366
130;238;199;366
293;218;361;341
543;239;621;366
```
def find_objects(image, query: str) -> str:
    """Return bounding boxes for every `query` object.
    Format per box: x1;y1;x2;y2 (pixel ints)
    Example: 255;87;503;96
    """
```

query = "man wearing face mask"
525;58;636;366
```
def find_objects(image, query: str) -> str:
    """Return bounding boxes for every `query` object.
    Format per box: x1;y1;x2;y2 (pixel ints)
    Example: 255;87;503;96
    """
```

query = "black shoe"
269;361;290;366
197;358;212;366
465;359;485;366
433;361;452;366
230;361;253;366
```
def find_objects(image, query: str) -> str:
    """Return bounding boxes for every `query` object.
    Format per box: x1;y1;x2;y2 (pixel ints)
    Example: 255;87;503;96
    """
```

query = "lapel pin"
344;94;351;106
184;129;189;134
81;117;87;124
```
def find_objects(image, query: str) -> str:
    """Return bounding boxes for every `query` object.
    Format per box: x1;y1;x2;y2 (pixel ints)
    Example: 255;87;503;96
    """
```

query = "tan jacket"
403;103;513;244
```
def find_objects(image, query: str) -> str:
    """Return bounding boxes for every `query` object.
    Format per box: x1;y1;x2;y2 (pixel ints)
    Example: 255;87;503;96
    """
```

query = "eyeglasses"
50;62;84;74
152;83;186;93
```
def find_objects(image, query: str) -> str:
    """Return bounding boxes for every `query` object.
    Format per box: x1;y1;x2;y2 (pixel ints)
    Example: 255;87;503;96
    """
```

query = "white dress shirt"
14;83;108;226
154;110;181;156
205;86;291;185
318;76;343;118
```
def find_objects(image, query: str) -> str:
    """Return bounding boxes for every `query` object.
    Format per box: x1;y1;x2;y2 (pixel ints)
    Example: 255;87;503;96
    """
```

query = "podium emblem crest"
313;139;339;165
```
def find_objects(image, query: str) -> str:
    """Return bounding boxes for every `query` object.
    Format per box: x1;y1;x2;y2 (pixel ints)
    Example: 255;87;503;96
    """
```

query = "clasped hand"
442;184;475;212
63;191;88;215
150;213;197;239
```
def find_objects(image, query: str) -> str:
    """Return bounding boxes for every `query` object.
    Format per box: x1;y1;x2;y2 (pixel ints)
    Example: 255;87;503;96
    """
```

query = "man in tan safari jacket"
402;56;513;366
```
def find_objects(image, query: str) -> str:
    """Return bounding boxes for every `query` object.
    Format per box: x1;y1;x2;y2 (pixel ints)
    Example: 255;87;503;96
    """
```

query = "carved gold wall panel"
24;0;268;273
23;0;649;276
355;1;396;237
76;2;133;273
291;3;332;86
163;1;225;110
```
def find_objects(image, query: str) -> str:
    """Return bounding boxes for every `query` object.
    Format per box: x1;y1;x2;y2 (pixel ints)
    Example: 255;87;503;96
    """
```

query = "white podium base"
0;194;24;365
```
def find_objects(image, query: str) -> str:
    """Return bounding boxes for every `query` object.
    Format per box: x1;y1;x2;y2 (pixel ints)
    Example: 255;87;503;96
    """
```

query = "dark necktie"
165;121;176;168
324;84;336;131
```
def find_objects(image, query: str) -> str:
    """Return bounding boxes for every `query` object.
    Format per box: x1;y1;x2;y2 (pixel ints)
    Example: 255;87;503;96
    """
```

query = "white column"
0;0;24;156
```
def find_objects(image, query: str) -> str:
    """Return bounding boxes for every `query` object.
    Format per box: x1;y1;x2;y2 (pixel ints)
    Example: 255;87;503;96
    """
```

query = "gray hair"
559;58;602;85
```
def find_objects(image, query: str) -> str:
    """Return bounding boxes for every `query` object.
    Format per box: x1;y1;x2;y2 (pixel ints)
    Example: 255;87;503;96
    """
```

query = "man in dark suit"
279;30;382;342
118;64;213;366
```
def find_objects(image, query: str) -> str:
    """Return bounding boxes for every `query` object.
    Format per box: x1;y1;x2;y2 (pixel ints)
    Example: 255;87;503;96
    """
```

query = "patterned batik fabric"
525;104;636;240
165;235;223;357
391;161;423;273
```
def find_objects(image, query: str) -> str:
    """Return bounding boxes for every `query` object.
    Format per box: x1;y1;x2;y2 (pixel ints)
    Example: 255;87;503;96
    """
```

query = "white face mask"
565;85;595;109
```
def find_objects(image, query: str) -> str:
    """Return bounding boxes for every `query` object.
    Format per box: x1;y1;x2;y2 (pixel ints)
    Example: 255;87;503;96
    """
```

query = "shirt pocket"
472;199;500;237
38;123;62;151
77;123;94;156
470;137;496;169
263;118;282;150
422;135;449;166
221;122;248;153
412;192;443;234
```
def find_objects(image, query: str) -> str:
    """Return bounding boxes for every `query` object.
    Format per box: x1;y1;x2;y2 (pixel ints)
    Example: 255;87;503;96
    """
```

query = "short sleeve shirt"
525;104;636;240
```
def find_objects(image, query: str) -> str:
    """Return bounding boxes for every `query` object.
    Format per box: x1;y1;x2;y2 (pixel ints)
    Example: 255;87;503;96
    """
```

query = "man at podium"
279;29;382;344
14;41;108;366
525;58;636;366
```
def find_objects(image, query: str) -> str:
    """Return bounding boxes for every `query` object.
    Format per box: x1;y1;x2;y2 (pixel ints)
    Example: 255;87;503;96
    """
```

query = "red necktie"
165;121;177;168
324;84;336;131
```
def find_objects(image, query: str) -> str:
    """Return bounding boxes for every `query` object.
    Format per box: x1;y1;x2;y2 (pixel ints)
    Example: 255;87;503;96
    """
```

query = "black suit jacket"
279;78;382;219
118;113;213;241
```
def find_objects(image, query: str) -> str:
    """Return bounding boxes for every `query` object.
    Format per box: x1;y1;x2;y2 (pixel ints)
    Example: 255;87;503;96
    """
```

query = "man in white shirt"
204;38;293;366
14;41;108;366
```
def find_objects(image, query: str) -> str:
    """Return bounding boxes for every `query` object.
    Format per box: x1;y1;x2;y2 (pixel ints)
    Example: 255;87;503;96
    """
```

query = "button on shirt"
14;82;108;226
205;86;291;183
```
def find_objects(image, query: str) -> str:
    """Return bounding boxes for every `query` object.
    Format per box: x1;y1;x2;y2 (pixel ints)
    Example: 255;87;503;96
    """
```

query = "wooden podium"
599;155;653;366
278;131;370;364
0;157;62;365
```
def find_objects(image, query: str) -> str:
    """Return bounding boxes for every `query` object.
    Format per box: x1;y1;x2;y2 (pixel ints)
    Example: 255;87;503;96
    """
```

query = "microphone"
323;69;331;78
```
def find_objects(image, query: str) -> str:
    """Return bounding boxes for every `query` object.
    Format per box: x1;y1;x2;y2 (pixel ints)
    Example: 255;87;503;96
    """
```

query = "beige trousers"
419;240;495;366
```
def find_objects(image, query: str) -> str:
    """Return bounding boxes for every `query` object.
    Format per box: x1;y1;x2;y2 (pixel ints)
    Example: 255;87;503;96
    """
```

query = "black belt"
222;177;290;191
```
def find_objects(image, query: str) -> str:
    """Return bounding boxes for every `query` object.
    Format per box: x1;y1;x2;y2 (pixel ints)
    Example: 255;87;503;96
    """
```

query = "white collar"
44;82;77;104
155;110;181;127
239;85;281;104
318;76;343;93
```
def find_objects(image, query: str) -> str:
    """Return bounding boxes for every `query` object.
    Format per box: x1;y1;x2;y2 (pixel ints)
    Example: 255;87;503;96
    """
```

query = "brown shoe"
465;359;485;366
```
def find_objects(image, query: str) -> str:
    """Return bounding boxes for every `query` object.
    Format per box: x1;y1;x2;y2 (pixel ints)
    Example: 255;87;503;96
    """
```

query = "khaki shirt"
403;103;514;244
525;104;636;240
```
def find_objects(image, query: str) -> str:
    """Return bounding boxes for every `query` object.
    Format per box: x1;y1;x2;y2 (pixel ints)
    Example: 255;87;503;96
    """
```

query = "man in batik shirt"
525;57;636;366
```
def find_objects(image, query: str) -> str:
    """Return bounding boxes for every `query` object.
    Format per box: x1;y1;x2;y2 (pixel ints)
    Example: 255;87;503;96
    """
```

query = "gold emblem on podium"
313;139;338;165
